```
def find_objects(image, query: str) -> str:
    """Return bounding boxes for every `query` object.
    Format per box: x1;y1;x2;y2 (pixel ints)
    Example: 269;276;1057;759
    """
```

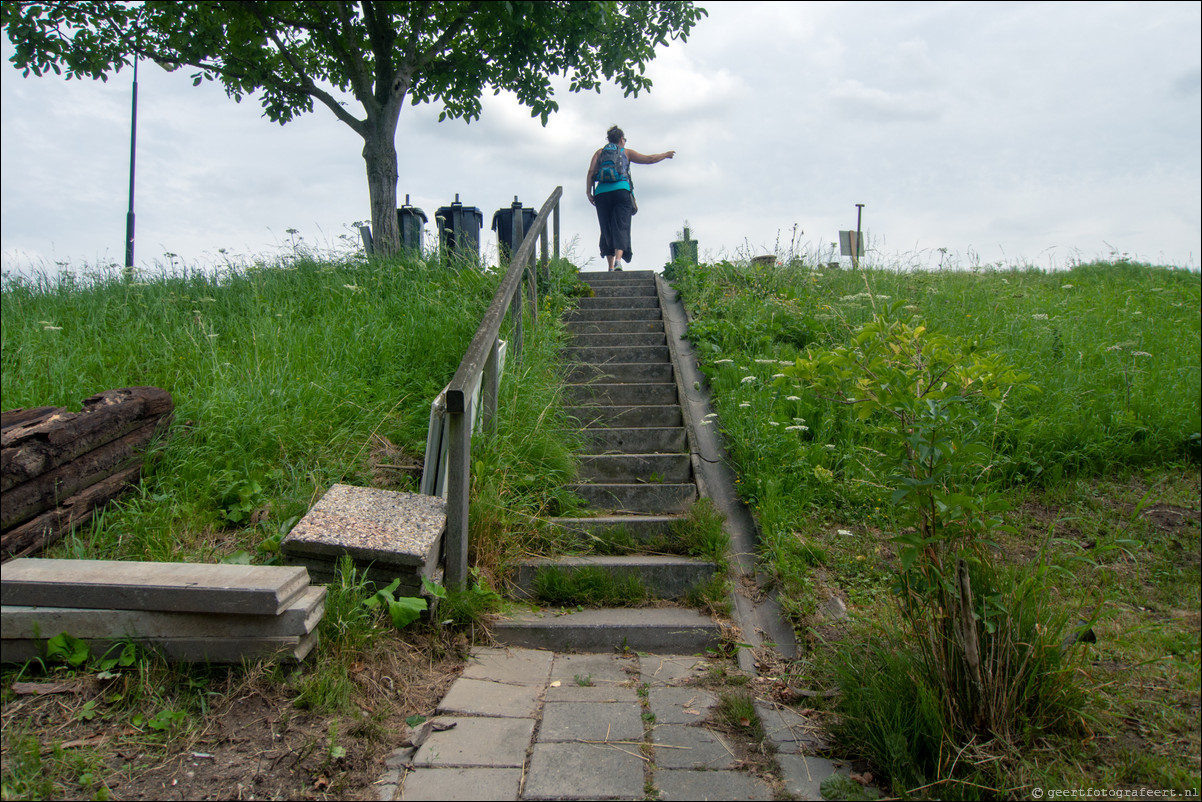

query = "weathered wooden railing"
422;186;562;588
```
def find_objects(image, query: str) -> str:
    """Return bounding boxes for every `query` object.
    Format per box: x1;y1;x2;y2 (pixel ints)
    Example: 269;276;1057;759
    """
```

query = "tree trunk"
363;115;402;257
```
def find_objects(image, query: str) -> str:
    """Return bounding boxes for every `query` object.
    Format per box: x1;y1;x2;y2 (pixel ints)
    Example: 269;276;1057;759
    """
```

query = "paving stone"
654;769;774;800
651;725;737;770
538;701;644;742
648;686;717;725
640;654;714;685
461;647;554;686
436;677;542;718
545;681;639;702
523;742;646;800
550;652;638;684
372;769;399;801
411;717;534;768
401;767;523;801
753;701;824;752
777;754;840;801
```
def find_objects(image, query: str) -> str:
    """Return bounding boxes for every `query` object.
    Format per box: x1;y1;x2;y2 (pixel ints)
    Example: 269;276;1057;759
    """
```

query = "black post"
124;58;138;276
853;203;865;270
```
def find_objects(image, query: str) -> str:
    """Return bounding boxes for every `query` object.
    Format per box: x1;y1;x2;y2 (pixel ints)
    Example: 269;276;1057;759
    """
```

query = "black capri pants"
595;189;634;263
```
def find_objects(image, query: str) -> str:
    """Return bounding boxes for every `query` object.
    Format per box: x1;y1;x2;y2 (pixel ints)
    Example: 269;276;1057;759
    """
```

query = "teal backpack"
594;144;629;184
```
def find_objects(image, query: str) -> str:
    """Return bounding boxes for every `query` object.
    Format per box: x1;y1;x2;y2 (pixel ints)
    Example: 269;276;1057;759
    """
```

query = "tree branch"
242;3;365;134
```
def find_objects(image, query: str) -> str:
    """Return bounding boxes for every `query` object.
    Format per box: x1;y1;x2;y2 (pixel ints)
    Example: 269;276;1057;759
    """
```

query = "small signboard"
839;230;864;257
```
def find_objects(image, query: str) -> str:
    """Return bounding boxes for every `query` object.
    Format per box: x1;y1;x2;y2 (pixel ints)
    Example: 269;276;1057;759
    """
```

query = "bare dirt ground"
2;632;466;801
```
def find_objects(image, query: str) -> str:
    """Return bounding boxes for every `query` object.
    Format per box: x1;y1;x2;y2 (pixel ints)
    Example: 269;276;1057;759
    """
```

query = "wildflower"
785;425;808;432
701;420;713;426
714;358;734;364
42;325;62;331
741;376;755;384
1061;284;1074;289
768;421;780;426
814;466;835;483
754;359;776;364
343;284;360;291
787;396;800;401
772;374;786;379
1132;351;1152;357
704;413;718;419
824;444;836;450
836;528;853;536
779;361;792;367
739;402;751;408
1032;313;1048;320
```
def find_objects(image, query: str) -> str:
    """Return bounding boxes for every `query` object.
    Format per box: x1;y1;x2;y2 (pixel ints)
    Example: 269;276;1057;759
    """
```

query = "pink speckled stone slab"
282;484;445;569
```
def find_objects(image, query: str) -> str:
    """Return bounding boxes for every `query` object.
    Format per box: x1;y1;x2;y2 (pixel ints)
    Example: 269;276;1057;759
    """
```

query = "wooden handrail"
442;186;563;588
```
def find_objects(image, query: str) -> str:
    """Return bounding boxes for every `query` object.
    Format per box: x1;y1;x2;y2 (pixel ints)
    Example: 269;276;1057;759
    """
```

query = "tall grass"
1;255;498;561
673;258;1200;528
669;256;1200;795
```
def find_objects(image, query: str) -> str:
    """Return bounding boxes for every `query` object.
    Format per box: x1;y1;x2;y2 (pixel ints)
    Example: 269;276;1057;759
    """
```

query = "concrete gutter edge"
654;275;798;674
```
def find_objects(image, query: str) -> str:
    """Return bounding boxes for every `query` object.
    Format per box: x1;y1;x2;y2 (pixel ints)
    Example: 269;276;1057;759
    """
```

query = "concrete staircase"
492;270;721;652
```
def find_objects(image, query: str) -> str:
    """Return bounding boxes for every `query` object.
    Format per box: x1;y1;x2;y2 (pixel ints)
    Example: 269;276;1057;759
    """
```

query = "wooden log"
1;387;172;492
1;421;162;531
1;465;141;561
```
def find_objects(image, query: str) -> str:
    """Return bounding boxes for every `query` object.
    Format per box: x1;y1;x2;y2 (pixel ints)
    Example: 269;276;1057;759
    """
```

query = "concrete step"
549;515;684;545
565;319;664;336
578;269;657;282
566;361;673;384
567;405;683;428
569;482;697;514
564;345;670;364
568;382;678;406
569;331;666;349
579;426;687;454
587;282;657;298
578;453;691;484
512;555;717;601
489;606;720;653
573;296;660;310
1;558;310;616
564;308;662;323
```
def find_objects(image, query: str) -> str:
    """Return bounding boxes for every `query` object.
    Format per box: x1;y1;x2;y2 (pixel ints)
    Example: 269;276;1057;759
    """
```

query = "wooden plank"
0;559;310;616
1;632;319;665
1;586;326;640
1;465;141;562
1;407;62;432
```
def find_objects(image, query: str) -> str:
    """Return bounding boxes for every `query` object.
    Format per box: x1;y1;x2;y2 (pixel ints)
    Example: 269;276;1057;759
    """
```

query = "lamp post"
123;58;138;278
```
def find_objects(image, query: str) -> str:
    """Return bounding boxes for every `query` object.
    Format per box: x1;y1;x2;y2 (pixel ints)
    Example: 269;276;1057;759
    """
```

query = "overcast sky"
2;1;1200;278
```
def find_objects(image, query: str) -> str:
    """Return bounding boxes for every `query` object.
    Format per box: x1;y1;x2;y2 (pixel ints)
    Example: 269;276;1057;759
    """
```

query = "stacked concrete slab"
281;484;445;592
1;559;325;663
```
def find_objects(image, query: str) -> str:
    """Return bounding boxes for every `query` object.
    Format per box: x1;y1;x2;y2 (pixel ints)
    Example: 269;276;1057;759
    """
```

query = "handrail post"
445;406;470;589
539;224;550;289
482;339;499;432
438;186;562;591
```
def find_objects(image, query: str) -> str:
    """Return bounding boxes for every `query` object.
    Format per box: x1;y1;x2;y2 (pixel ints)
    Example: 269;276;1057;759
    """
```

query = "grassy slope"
670;258;1201;797
0;255;581;800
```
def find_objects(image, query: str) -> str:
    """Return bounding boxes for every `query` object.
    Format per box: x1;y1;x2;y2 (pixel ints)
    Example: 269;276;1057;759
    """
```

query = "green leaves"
363;578;427;630
45;632;90;667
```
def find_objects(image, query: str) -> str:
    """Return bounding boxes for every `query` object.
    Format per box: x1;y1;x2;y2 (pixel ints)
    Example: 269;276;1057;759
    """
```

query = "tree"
2;1;706;255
